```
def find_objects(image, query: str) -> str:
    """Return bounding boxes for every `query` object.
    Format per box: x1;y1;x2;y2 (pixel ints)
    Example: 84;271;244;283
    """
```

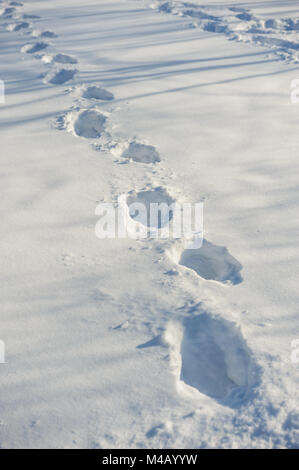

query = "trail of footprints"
1;1;78;85
155;1;299;63
1;0;253;407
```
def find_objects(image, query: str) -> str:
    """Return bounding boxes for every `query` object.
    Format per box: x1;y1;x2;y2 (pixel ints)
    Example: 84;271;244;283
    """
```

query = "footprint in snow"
183;8;217;21
166;313;252;404
53;53;78;64
158;2;173;14
127;187;175;228
45;68;77;85
203;21;227;33
32;30;58;38
58;109;107;139
43;54;78;65
73;110;106;138
282;18;299;32
0;7;16;17
113;141;161;164
21;41;48;54
82;85;114;101
7;21;30;31
177;239;243;285
264;19;279;30
235;12;254;22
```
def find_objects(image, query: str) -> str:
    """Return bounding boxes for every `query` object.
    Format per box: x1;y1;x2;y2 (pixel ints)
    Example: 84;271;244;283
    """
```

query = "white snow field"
0;0;299;449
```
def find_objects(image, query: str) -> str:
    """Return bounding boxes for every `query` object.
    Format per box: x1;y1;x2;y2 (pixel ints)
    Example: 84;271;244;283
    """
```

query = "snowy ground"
0;0;298;449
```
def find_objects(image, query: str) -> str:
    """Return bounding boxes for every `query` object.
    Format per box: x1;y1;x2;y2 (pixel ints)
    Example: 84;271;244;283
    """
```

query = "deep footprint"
7;21;29;31
120;142;160;164
127;187;175;228
0;7;16;17
46;69;77;85
180;313;251;401
158;2;173;13
32;30;58;38
183;8;216;21
22;42;48;54
179;239;243;284
73;110;106;138
53;53;78;64
264;19;278;30
82;86;114;101
282;18;299;32
236;12;254;22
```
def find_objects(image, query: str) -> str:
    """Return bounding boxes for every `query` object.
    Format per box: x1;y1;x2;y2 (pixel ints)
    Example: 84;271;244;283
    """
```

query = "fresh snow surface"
0;0;299;449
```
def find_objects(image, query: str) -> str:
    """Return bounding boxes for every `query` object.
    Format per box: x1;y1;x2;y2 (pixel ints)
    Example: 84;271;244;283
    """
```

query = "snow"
0;0;298;449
